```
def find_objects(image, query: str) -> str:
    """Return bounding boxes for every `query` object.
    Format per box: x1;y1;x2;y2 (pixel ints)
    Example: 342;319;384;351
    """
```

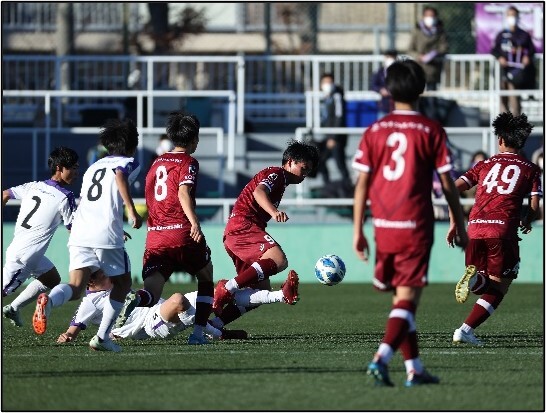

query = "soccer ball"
315;254;346;286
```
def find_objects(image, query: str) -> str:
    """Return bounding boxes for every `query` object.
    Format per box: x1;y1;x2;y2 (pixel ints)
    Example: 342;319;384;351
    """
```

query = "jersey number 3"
482;163;521;194
383;132;407;181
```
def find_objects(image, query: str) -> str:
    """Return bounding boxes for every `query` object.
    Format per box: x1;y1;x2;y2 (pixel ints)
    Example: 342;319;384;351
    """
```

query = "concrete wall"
3;222;543;284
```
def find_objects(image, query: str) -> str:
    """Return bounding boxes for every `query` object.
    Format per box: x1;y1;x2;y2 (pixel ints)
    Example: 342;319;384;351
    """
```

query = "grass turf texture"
2;283;543;411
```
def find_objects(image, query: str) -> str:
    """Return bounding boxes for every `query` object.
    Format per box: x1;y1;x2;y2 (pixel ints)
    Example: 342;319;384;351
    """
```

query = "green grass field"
2;282;543;411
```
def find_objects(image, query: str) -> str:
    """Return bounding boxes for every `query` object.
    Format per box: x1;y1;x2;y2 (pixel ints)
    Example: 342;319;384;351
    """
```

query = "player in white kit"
2;147;79;327
56;270;290;343
33;119;143;353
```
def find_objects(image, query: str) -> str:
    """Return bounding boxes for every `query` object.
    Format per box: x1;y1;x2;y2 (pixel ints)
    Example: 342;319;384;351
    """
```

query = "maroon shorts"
465;238;520;279
372;247;431;291
223;219;279;274
142;241;211;280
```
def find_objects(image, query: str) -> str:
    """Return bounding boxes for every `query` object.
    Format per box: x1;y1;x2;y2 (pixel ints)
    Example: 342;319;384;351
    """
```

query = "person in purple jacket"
491;6;536;116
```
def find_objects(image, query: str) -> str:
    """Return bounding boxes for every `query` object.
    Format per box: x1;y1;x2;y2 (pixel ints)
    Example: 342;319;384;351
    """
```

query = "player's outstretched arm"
520;195;540;234
57;326;81;343
440;172;468;249
253;184;289;222
115;170;142;229
2;190;11;206
353;172;370;262
178;185;203;243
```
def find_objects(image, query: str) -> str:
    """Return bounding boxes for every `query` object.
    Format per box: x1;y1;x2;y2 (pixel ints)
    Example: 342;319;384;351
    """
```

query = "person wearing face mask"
371;50;398;118
491;6;536;116
316;73;350;187
408;6;449;91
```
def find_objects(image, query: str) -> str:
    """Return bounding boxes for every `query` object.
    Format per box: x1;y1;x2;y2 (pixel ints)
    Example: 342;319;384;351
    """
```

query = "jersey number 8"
154;165;168;201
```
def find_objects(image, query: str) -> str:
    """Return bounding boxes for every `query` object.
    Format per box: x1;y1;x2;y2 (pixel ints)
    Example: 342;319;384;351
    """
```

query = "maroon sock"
234;258;278;288
194;281;214;327
399;331;419;361
136;289;154;307
465;287;504;329
382;300;416;352
220;304;258;326
470;272;490;295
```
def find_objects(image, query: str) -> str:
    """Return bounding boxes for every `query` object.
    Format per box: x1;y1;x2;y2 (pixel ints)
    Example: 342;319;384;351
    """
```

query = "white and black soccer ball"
315;254;346;286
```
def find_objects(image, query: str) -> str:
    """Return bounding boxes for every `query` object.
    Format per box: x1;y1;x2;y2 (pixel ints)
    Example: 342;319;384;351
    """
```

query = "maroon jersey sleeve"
465;154;543;240
229;167;287;229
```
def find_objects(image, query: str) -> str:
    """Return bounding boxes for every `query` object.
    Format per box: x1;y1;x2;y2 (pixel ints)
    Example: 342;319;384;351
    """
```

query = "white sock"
234;288;283;307
97;299;124;340
225;279;239;293
461;323;473;333
10;279;48;311
49;284;74;308
404;358;424;375
376;343;394;364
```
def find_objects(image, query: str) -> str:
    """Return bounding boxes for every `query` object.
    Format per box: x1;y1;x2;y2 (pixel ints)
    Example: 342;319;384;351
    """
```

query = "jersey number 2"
21;196;41;229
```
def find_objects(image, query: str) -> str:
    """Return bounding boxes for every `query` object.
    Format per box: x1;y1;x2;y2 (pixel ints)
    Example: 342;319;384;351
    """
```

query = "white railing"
2;89;237;171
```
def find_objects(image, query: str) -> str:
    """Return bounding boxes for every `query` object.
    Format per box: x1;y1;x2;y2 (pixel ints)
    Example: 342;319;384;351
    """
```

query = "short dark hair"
320;73;334;82
48;146;79;176
492;112;533;150
423;6;438;16
99;118;139;156
507;6;519;16
166;112;200;148
282;139;320;174
386;59;426;104
384;49;398;58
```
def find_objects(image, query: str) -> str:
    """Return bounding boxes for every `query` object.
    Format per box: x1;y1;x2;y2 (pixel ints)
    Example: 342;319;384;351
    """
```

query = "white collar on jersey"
391;110;420;115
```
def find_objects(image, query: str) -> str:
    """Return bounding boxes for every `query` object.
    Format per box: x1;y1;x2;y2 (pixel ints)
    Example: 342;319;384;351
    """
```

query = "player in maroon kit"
211;140;319;320
352;59;468;387
115;112;214;345
449;112;542;346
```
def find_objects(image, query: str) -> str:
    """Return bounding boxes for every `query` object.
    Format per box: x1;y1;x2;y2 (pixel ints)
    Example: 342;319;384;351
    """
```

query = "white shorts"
143;302;188;339
69;246;130;276
2;255;54;296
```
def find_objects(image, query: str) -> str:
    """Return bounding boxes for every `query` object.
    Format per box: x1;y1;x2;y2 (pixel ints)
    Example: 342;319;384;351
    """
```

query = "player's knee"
276;256;288;272
169;293;185;312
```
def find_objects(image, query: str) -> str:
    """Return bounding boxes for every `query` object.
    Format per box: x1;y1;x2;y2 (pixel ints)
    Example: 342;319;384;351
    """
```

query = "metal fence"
3;54;544;131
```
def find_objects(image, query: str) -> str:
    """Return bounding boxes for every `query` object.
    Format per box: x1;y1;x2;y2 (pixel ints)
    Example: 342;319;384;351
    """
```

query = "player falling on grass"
57;270;298;343
352;59;468;387
2;147;79;327
210;140;318;329
33;119;143;353
448;112;542;346
115;112;215;345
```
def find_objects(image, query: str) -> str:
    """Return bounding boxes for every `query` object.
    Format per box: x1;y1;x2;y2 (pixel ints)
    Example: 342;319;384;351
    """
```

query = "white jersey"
70;290;197;340
68;156;140;249
6;180;76;262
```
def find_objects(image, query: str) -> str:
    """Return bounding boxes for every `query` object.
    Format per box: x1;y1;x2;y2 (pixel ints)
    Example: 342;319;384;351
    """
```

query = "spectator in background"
86;139;108;167
150;134;174;168
408;6;448;91
316;73;350;189
371;50;398;118
491;6;536;117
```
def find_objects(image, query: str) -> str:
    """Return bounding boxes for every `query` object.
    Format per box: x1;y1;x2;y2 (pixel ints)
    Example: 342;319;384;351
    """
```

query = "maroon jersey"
227;167;288;230
461;153;542;240
352;110;453;253
145;151;199;249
